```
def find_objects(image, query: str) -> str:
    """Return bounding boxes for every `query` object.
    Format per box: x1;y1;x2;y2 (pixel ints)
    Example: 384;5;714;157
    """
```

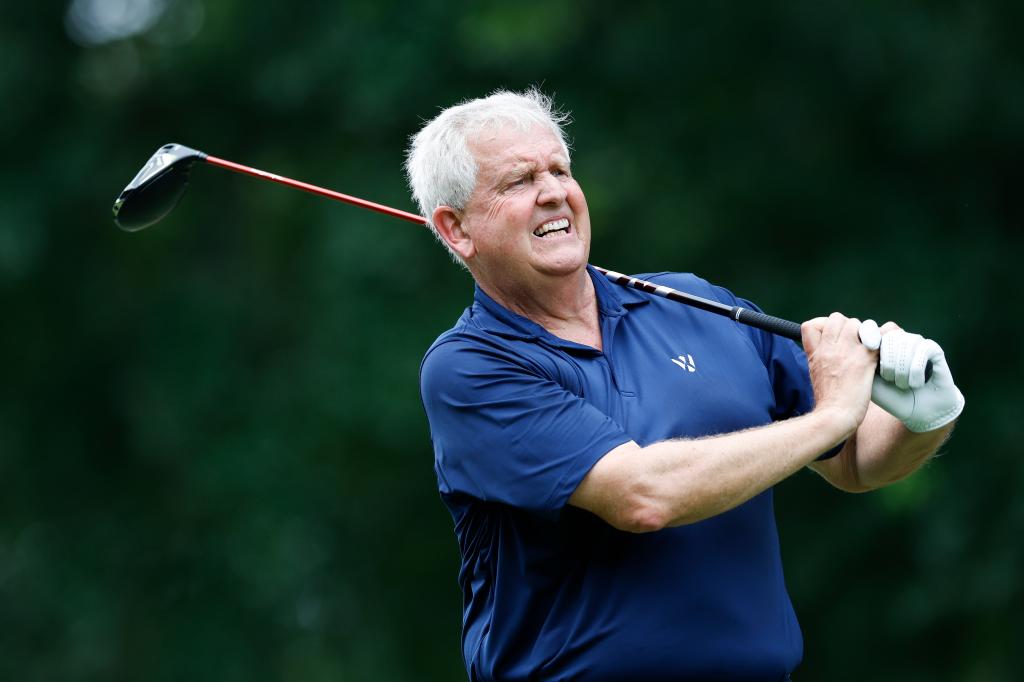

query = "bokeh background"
2;1;1021;680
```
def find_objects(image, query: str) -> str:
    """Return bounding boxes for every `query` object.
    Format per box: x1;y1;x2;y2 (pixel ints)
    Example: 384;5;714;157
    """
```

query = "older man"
406;89;963;681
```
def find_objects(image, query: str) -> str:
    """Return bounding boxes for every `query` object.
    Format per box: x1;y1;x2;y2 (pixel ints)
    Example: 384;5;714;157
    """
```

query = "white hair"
404;87;572;263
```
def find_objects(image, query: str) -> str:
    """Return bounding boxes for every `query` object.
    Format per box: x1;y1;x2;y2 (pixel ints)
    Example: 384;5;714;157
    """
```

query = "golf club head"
113;143;207;231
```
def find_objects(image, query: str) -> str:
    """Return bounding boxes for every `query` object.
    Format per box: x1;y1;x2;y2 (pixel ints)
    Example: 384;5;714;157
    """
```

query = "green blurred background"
1;1;1021;680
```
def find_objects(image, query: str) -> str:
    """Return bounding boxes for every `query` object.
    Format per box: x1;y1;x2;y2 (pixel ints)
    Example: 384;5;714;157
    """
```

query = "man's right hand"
801;313;878;438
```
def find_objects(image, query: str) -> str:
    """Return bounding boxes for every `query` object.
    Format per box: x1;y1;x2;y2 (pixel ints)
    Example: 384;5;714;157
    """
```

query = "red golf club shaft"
204;155;427;225
204;153;803;342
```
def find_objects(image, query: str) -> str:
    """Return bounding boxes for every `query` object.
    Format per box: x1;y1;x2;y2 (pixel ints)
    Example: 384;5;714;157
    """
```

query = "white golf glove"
859;320;965;433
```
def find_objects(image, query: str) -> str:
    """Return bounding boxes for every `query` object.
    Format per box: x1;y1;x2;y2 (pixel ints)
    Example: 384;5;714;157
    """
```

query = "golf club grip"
733;308;803;342
734;307;933;380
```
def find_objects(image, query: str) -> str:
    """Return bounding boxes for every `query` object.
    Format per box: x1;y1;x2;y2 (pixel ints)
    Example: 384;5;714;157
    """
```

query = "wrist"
812;404;861;443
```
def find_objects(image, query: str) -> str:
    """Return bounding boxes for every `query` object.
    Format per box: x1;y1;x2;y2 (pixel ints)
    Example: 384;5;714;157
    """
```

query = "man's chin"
532;242;588;274
534;256;589;279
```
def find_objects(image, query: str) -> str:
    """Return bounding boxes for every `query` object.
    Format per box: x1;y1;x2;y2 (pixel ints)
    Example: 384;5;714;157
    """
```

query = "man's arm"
569;313;876;532
569;408;858;532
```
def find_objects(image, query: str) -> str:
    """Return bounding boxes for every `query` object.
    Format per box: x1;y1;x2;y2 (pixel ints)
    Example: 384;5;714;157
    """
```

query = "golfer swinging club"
406;89;964;682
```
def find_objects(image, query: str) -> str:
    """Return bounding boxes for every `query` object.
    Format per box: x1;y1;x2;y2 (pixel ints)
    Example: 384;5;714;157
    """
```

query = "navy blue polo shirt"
420;266;830;682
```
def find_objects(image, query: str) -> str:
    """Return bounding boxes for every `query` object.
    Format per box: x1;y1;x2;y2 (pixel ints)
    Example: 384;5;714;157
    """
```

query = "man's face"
458;124;591;291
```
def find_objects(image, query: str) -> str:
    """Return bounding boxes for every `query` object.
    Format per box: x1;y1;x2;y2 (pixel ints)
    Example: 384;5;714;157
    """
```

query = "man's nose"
536;173;567;205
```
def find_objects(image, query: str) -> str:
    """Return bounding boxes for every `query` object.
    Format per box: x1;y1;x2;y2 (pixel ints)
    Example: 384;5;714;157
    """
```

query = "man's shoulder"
422;310;476;363
424;305;497;354
419;305;529;379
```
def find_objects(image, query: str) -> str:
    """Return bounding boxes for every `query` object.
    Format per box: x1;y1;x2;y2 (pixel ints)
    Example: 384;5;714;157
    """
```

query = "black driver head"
113;143;207;232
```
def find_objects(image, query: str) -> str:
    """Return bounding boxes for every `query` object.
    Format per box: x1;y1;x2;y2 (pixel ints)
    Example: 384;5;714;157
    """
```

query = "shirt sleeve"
711;286;844;460
420;337;633;516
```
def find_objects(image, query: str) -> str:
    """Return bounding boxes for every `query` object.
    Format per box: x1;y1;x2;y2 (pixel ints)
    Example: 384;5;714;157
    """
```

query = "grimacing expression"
458;125;592;289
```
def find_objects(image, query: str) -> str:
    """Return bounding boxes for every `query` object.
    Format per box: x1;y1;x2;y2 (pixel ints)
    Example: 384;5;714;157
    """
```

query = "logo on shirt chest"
670;354;697;373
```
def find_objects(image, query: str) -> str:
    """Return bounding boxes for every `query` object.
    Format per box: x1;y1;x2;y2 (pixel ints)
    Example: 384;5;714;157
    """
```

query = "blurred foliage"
0;1;1021;680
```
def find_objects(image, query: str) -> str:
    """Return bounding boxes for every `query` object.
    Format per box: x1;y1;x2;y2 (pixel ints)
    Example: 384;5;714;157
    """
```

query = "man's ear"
433;206;475;260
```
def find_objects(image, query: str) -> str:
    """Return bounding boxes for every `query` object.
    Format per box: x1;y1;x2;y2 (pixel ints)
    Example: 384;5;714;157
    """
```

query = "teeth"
534;218;570;237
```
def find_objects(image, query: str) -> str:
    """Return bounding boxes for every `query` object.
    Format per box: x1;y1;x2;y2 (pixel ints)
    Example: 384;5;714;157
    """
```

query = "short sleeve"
420;338;633;515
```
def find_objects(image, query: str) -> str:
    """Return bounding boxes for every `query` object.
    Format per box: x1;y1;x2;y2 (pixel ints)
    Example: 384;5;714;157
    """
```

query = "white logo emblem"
671;354;696;372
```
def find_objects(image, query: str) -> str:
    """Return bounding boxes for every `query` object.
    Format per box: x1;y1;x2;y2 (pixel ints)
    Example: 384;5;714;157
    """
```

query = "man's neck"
477;268;603;350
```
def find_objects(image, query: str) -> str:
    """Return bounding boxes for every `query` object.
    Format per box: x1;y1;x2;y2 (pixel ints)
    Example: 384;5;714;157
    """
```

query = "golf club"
112;143;931;379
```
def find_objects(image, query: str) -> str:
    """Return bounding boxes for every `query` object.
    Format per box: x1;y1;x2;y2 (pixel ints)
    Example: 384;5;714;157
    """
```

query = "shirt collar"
470;264;651;346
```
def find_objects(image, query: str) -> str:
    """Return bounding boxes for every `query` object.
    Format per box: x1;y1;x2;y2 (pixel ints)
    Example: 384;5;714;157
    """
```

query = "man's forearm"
813;403;955;492
570;406;857;531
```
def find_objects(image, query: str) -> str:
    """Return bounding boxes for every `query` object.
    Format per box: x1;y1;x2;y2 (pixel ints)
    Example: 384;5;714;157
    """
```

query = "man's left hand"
864;322;965;433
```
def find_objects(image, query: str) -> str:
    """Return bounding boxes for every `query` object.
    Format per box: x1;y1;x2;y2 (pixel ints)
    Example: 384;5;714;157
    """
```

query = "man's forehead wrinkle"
493;154;562;181
467;130;571;193
494;152;570;173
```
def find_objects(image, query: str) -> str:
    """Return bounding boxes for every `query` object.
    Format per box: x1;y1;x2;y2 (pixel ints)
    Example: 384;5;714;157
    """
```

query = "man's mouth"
533;218;571;238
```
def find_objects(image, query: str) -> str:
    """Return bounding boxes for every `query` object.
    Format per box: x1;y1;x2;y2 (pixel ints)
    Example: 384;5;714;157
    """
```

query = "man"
405;89;963;681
